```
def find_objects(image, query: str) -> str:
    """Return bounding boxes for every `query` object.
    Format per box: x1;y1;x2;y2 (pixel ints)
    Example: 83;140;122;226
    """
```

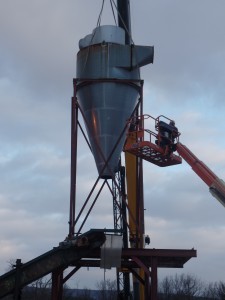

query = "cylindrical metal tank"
76;25;154;178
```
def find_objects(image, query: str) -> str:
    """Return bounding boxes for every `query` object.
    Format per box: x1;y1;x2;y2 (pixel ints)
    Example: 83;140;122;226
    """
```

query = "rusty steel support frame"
70;79;144;241
0;78;197;300
113;165;131;297
66;78;155;299
65;78;146;298
51;268;64;300
112;167;124;293
51;83;80;300
151;257;158;300
69;93;78;238
52;266;82;300
49;77;196;300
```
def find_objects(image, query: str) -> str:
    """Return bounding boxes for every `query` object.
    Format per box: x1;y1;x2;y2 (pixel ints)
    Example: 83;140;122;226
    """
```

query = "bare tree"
175;273;202;298
96;279;117;300
6;259;17;271
217;281;225;300
203;281;225;300
158;273;203;299
74;288;93;300
202;281;218;299
22;277;51;300
159;276;174;299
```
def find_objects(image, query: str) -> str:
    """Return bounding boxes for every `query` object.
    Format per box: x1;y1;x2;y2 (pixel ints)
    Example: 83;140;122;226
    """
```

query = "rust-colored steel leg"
51;268;64;300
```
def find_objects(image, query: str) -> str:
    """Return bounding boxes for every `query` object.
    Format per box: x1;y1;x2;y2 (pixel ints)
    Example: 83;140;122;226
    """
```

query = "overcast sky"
0;0;225;290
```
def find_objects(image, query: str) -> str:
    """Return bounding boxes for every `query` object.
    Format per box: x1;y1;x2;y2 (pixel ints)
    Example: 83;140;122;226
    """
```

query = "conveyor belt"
0;230;105;298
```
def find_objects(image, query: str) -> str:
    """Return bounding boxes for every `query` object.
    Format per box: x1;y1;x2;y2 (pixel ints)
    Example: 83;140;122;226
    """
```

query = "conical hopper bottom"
77;81;139;179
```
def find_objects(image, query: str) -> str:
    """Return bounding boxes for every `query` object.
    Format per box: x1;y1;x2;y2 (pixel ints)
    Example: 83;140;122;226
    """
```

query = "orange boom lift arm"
124;114;225;207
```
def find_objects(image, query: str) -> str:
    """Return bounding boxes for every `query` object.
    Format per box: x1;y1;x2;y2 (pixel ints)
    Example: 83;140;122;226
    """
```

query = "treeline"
158;273;225;299
2;274;225;299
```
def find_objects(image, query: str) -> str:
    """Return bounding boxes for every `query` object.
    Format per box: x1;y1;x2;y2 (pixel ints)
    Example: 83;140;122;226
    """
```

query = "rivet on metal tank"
76;25;154;179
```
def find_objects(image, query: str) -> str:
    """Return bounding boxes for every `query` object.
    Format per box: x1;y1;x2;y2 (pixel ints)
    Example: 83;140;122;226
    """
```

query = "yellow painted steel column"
125;131;145;300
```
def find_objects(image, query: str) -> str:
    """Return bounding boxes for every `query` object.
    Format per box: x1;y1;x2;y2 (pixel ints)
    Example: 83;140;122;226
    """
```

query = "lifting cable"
96;0;105;27
97;0;117;27
110;0;117;25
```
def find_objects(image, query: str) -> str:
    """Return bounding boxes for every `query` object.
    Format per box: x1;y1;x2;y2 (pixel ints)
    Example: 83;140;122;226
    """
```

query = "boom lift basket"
124;115;182;167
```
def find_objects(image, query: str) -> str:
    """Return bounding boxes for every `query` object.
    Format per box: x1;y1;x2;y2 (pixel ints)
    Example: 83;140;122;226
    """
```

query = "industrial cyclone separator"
76;25;154;179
